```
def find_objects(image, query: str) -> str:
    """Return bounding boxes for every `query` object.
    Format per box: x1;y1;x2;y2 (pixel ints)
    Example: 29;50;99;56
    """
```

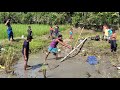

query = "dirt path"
9;46;120;78
0;48;119;78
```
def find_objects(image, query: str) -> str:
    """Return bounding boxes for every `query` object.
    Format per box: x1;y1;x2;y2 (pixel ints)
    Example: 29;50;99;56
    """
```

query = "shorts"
50;30;53;36
104;35;109;40
70;35;73;39
48;46;58;53
54;33;59;37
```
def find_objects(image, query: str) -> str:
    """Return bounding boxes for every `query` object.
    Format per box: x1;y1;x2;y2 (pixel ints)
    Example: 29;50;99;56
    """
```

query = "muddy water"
0;50;120;78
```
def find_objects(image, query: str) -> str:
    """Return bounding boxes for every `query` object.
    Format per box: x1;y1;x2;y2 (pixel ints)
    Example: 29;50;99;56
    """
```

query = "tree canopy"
0;12;119;27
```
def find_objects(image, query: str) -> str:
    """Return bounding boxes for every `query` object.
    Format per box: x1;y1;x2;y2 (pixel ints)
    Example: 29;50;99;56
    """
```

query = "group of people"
4;19;118;71
102;24;117;52
49;25;60;39
5;19;33;70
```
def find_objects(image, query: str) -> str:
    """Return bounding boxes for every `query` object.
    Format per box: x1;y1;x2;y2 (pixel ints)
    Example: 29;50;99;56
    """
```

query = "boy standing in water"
110;30;117;52
45;34;71;63
69;28;73;39
49;26;54;38
22;35;33;70
54;25;59;38
5;19;14;41
108;27;113;43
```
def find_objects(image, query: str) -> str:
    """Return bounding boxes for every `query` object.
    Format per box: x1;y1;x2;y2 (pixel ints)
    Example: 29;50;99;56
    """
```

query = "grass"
0;25;119;72
0;24;71;39
0;24;71;71
61;27;120;66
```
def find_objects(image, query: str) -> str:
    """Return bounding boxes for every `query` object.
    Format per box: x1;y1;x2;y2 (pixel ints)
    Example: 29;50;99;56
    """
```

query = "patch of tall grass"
0;24;71;71
0;24;71;39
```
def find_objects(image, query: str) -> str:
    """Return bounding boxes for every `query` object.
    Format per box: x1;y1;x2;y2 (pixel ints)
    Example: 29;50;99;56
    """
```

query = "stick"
74;27;84;48
60;37;88;62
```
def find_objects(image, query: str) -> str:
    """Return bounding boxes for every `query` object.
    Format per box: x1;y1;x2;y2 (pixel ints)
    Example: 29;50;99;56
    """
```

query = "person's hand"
67;45;72;49
24;57;27;61
6;20;10;23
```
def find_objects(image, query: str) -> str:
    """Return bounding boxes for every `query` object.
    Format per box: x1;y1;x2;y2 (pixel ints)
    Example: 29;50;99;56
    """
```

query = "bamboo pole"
74;27;84;48
60;37;88;62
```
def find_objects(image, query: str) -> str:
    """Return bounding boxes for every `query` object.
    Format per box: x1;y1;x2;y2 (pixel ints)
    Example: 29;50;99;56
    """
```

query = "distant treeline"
0;12;119;30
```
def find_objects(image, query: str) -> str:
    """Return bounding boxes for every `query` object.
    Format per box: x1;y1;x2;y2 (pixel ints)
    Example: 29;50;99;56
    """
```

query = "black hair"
28;26;31;28
112;29;115;33
58;34;62;38
27;35;33;40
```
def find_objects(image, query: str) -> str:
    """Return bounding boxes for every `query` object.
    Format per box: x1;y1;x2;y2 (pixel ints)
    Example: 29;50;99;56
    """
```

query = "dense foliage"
0;12;119;25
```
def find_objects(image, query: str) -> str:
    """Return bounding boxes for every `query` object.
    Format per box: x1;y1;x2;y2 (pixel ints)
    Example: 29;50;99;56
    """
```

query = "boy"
45;34;71;63
54;25;59;38
69;28;73;39
108;27;113;43
103;24;109;41
110;30;117;52
49;26;54;38
27;26;32;36
22;35;33;70
5;19;14;41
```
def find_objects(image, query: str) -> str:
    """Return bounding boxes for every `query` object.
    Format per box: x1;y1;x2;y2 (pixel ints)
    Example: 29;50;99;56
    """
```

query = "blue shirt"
108;29;112;37
69;31;73;35
7;26;12;35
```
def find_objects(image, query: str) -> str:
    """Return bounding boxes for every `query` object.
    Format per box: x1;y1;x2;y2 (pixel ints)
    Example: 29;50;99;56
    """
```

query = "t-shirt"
27;29;32;36
7;26;12;35
50;27;53;31
69;31;73;35
108;29;112;37
22;40;29;55
54;28;59;34
50;39;63;48
104;29;108;36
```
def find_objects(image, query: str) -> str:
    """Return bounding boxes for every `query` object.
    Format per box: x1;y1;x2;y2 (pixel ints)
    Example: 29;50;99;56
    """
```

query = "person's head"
56;25;59;29
55;26;58;29
28;26;31;29
27;35;33;42
103;24;109;29
58;34;62;39
112;29;116;33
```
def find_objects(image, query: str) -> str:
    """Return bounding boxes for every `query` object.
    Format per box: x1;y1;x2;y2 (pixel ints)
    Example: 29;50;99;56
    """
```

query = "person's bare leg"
24;60;27;70
43;69;46;78
55;53;58;60
45;52;50;63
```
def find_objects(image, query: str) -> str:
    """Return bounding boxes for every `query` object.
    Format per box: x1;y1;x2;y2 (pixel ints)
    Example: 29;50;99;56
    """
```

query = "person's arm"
23;42;28;60
56;39;71;49
113;33;117;39
24;48;27;61
5;20;9;26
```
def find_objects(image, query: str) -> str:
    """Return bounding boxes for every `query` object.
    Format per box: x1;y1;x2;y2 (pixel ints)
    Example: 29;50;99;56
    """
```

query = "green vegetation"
0;24;70;39
0;12;119;25
0;12;119;73
0;24;71;71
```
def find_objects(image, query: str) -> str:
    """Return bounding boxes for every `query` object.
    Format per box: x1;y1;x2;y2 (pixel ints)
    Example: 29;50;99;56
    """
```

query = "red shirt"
50;27;53;31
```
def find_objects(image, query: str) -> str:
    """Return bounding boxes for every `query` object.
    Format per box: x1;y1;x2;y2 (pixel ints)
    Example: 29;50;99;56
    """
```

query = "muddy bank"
0;49;119;78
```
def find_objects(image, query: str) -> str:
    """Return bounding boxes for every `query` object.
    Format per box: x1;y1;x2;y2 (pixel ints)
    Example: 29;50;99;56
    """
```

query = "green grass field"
0;24;71;70
0;24;71;39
